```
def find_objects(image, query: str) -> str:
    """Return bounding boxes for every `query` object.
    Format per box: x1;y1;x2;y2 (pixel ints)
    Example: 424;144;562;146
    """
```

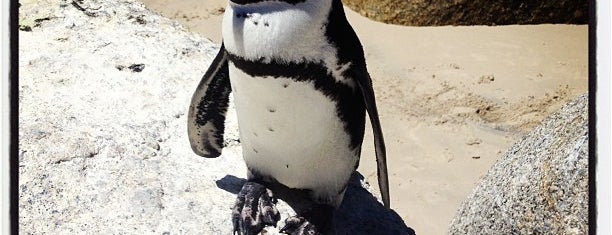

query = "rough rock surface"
343;0;588;26
18;0;412;234
447;94;588;234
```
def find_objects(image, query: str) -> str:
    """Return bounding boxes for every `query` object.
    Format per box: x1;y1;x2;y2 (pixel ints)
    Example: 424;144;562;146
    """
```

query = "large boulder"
18;0;412;234
343;0;588;26
448;94;588;234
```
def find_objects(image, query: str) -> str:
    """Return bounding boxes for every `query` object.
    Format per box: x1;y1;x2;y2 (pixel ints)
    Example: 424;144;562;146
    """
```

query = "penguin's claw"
232;181;280;235
280;216;319;235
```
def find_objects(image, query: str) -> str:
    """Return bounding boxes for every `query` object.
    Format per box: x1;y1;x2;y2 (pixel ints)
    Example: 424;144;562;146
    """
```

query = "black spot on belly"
252;148;258;153
267;107;276;113
282;83;289;88
253;132;258;137
253;21;258;25
267;127;274;132
286;164;289;168
264;22;269;27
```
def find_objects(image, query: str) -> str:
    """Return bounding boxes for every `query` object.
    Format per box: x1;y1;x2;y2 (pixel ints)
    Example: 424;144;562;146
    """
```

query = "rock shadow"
216;172;415;235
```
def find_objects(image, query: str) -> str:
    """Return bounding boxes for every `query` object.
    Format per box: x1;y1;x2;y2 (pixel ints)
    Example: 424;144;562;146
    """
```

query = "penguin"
188;0;389;234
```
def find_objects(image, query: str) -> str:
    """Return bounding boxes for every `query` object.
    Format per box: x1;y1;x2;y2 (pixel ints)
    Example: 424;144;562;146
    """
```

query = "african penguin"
188;0;389;234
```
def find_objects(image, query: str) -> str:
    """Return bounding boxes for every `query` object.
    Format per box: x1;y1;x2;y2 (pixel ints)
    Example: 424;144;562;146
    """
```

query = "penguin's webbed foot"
280;216;319;235
232;181;280;235
279;204;333;235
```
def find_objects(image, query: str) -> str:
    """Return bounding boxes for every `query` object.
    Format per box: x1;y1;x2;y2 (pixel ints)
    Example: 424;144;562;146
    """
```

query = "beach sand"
137;0;588;234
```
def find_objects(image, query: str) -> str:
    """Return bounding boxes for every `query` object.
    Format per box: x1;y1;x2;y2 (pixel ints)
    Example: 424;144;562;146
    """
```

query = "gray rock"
448;94;588;234
18;0;412;234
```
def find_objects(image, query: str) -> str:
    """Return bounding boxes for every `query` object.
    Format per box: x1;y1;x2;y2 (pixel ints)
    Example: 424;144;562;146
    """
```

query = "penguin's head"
230;0;307;5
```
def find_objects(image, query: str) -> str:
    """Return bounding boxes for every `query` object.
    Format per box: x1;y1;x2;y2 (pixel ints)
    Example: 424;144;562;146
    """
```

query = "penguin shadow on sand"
216;173;416;235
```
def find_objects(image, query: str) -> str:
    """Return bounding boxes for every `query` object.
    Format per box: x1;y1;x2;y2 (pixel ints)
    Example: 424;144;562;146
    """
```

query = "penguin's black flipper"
353;68;390;209
326;0;390;209
188;43;231;158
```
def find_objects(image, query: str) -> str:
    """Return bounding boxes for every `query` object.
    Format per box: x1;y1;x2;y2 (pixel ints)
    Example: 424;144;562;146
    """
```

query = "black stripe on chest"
227;53;366;150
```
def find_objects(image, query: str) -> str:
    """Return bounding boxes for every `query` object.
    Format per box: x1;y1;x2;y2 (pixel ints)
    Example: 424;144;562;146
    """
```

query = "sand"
137;0;588;234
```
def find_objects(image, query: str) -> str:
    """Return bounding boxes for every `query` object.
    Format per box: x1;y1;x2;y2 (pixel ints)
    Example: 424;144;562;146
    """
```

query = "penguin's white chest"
229;64;358;198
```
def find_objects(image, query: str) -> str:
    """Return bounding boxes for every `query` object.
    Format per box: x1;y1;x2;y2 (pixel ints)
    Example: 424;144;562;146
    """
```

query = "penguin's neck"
229;0;307;5
222;0;335;64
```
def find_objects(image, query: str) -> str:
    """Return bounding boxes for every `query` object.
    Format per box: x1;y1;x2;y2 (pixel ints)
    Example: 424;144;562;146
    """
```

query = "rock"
18;0;412;234
448;94;588;234
343;0;588;26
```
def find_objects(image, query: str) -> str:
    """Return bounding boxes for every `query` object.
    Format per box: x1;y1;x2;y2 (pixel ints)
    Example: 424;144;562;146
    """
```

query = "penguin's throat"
223;0;335;62
229;0;306;5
